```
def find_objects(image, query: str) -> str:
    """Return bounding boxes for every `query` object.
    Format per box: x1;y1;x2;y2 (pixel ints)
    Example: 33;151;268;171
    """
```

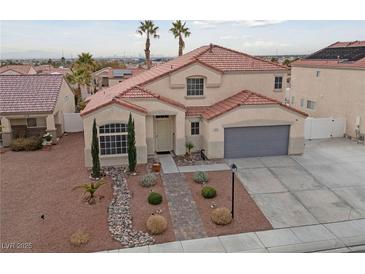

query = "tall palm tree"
137;20;160;69
75;52;97;71
170;20;191;56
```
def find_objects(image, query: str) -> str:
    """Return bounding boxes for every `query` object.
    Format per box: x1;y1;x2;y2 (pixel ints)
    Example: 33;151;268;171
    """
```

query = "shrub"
201;186;217;199
10;136;43;151
146;215;167;235
193;171;208;184
148;192;163;205
140;173;157;187
70;231;90;247
211;207;232;225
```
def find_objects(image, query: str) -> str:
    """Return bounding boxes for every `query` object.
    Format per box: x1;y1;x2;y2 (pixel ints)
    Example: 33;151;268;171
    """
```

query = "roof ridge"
205;44;288;70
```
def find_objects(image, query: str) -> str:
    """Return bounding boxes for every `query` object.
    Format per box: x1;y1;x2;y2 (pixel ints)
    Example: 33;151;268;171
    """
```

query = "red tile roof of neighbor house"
81;44;287;116
186;90;308;120
0;75;64;114
292;40;365;69
0;64;36;75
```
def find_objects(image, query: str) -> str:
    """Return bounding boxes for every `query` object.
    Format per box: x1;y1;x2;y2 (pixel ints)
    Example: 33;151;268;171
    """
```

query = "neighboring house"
81;44;307;167
92;67;145;92
290;41;365;138
0;64;37;75
35;65;71;76
0;75;75;146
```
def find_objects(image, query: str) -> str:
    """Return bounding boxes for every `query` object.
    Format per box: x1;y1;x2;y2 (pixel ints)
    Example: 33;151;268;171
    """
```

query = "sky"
1;20;364;59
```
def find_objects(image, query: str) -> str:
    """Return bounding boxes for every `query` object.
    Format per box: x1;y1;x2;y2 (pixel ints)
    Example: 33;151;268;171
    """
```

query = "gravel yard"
185;171;272;237
0;133;121;252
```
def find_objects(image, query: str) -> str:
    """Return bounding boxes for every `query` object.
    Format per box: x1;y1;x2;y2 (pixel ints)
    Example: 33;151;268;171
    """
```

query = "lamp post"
230;163;237;219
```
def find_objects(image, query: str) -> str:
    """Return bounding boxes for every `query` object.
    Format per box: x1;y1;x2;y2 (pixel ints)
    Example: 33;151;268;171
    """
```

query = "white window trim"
274;75;284;91
186;77;204;97
98;123;128;157
191;121;200;135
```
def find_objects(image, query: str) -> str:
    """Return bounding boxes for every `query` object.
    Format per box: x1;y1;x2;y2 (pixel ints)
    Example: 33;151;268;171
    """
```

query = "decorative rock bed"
105;167;155;248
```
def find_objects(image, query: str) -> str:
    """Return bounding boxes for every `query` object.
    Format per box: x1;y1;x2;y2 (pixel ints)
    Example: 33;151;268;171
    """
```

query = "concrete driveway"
226;138;365;229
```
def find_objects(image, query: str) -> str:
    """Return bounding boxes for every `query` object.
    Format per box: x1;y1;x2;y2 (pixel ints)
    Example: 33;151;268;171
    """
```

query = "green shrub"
193;171;208;184
201;186;217;199
148;192;163;205
140;173;157;187
10;136;43;151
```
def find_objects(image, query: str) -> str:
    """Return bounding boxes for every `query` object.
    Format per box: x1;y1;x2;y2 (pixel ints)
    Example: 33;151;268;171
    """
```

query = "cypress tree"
91;118;101;178
127;113;137;172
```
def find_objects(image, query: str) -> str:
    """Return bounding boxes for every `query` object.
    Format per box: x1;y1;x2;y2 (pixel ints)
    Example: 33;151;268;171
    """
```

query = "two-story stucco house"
81;44;307;166
0;75;75;146
290;41;365;139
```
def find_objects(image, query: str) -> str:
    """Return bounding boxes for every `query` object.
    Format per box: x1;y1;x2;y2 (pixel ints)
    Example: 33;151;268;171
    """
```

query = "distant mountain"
0;50;62;59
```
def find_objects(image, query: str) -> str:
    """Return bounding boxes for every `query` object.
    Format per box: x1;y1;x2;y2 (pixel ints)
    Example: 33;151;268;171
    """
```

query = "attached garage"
224;125;290;158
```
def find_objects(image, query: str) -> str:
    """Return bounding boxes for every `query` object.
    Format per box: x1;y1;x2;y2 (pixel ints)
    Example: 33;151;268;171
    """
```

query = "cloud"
128;33;143;39
234;20;285;27
193;20;285;29
219;34;252;40
242;40;290;48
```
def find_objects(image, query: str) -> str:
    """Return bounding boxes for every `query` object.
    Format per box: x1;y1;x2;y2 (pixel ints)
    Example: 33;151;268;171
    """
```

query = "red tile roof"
81;44;287;116
186;106;210;117
82;85;185;116
328;41;365;48
199;90;307;120
0;75;64;114
35;65;71;76
0;65;36;75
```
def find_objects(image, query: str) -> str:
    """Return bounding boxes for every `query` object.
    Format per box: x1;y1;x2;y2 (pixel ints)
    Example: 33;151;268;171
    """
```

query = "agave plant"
73;180;106;205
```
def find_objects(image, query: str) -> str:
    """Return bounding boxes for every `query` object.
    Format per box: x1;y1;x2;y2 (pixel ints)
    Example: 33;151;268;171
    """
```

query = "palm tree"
75;52;97;72
66;66;92;98
137;20;160;69
73;180;106;205
170;20;191;56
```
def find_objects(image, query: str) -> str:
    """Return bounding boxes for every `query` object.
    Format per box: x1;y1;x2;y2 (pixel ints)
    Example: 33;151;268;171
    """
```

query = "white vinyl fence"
304;117;346;140
64;113;83;132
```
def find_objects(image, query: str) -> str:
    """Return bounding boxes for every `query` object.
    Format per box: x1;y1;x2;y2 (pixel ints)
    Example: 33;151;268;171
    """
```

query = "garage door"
224;125;290;158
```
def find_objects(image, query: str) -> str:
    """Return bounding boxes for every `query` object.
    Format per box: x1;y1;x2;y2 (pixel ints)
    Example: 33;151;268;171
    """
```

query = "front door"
155;116;173;152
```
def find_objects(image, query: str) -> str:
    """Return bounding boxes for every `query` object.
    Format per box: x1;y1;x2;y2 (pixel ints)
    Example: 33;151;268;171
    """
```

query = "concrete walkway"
101;218;365;253
178;163;230;173
158;154;179;173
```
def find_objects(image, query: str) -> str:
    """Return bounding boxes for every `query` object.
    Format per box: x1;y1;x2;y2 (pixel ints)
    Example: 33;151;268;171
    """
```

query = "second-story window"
274;76;283;90
187;78;204;96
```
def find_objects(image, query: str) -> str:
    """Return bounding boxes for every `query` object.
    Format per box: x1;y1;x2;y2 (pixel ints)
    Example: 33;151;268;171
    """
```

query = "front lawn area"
185;170;272;237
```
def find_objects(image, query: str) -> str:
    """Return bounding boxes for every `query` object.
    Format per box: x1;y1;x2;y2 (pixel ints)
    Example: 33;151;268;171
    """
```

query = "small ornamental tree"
91;118;101;178
127;113;137;172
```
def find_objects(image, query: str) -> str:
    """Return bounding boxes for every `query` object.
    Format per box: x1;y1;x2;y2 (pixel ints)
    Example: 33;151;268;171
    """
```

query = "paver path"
161;172;207;240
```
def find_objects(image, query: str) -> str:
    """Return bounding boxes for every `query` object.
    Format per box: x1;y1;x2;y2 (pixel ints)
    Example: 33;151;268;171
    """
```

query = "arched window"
99;123;128;155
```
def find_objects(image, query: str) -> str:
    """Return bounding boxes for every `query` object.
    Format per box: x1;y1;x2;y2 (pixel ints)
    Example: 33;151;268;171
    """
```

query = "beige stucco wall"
124;99;186;155
145;63;287;106
290;66;365;137
185;116;202;152
82;104;147;167
203;105;305;159
52;80;76;134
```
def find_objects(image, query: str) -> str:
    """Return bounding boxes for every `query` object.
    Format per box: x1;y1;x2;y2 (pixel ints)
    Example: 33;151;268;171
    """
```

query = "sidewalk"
99;219;365;253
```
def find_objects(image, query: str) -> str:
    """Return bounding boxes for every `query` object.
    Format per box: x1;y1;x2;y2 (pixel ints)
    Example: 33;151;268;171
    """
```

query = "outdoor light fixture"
231;163;237;218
